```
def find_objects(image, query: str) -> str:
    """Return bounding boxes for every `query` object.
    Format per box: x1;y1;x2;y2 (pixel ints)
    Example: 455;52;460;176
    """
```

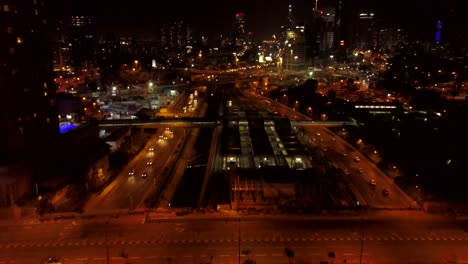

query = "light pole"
238;217;241;264
359;225;365;264
105;221;110;264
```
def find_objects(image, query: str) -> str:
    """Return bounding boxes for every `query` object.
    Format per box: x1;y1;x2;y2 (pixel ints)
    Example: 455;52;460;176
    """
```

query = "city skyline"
55;0;458;41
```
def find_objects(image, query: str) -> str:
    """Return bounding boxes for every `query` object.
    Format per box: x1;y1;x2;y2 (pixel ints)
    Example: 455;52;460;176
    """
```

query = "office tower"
52;18;71;71
357;11;376;50
335;0;358;59
282;4;309;71
160;21;192;51
68;15;96;68
234;12;246;46
313;7;336;53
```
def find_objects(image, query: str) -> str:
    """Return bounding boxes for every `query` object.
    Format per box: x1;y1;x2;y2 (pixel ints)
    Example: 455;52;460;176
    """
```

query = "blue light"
435;21;443;43
59;122;78;134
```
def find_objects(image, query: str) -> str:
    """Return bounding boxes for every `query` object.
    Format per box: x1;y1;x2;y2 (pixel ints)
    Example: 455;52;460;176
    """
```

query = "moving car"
382;188;390;196
141;172;148;178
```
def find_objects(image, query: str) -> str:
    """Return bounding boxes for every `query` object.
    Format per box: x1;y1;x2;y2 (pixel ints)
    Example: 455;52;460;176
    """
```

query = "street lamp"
238;217;241;264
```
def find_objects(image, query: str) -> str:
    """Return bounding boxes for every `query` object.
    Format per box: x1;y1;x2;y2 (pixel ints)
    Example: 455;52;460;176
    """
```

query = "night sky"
56;0;457;41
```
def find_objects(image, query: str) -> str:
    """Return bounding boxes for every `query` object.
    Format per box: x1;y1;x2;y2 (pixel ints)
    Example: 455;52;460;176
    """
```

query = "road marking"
145;256;158;259
343;253;354;256
76;258;88;261
256;254;267;257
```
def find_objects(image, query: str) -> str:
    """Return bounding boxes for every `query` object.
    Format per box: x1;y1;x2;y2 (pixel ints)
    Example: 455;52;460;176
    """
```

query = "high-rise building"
160;21;192;51
356;11;376;50
67;15;96;68
435;20;443;43
0;0;59;161
234;12;246;46
314;7;335;53
0;0;59;205
334;0;358;59
373;27;406;52
282;4;310;70
52;18;71;71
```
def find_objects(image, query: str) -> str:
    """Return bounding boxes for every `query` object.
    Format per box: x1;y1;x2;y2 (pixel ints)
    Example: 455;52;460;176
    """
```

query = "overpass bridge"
96;118;357;128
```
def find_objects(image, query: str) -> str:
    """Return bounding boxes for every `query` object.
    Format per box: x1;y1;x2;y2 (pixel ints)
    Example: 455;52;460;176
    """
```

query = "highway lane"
2;216;468;263
4;241;468;264
2;213;468;245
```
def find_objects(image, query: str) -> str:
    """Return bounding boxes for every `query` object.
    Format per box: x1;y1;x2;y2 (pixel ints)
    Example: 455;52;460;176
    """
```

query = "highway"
84;127;183;211
242;88;415;209
1;213;468;263
310;126;415;209
85;91;194;211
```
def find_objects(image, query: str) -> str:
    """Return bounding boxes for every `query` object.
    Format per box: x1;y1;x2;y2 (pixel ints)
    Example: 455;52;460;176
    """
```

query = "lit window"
43;83;47;89
35;9;38;15
17;37;22;44
3;5;9;12
33;113;37;118
44;92;47;96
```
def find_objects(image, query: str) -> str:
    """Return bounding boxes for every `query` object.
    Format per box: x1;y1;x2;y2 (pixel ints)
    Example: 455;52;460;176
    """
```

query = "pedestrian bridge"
96;118;357;128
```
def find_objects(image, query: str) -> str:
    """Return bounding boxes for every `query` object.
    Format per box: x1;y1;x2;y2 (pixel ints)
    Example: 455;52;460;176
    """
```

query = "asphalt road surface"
1;213;468;264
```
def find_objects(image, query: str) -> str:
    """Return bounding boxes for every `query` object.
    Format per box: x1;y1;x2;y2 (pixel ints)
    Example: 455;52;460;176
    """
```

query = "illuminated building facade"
234;12;246;46
435;21;443;43
0;0;59;161
357;11;375;50
160;21;192;51
68;15;96;68
0;0;59;206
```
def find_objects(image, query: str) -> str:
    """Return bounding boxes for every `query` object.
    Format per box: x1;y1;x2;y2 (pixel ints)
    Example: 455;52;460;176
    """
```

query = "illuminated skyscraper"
160;21;192;50
435;20;443;43
67;15;96;68
234;12;246;46
334;0;358;59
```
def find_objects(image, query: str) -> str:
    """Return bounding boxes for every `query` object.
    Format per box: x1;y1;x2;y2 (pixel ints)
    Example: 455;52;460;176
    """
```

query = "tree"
327;89;336;100
242;248;252;260
285;247;295;264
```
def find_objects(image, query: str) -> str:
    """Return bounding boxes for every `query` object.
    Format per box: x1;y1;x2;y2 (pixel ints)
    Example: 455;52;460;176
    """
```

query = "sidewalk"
144;208;458;223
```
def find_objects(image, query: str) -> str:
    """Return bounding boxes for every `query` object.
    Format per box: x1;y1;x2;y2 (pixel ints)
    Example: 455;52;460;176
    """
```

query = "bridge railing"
95;118;357;128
